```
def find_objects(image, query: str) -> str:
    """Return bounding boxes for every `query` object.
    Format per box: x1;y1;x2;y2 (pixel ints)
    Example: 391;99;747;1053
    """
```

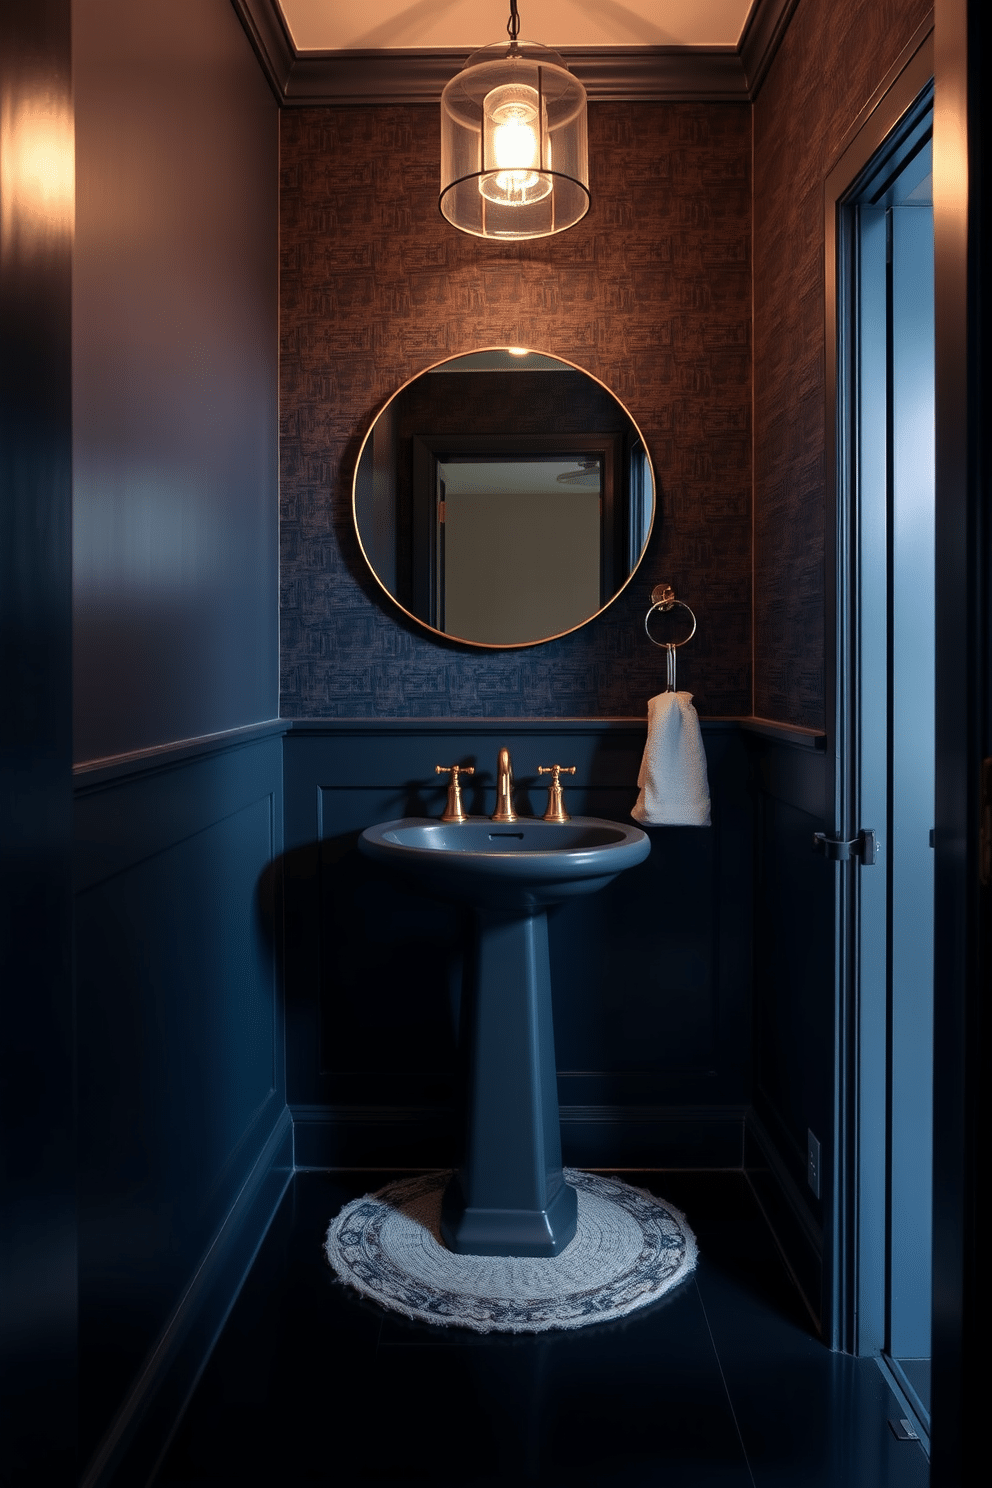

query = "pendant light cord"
507;1;520;42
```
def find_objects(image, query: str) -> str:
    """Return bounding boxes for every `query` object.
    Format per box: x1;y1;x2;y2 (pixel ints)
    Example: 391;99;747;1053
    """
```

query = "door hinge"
812;828;878;864
981;758;992;887
437;499;446;523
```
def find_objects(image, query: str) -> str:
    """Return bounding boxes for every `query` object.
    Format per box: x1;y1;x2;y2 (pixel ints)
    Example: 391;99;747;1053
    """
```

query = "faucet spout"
491;747;518;823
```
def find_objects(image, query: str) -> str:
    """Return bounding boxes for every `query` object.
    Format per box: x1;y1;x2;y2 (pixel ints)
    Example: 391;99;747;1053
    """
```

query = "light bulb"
495;109;537;172
480;83;552;206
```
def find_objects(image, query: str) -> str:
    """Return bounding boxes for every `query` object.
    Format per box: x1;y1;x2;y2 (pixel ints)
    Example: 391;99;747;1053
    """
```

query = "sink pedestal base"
441;907;578;1257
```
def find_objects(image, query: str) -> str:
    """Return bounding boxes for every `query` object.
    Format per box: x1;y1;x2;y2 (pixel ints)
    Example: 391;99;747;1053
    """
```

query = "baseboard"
875;1354;930;1453
291;1104;458;1169
744;1109;824;1330
291;1104;745;1171
79;1105;294;1488
562;1105;745;1168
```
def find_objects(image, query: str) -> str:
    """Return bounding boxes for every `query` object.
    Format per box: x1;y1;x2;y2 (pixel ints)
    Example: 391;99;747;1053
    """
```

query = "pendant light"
440;1;590;241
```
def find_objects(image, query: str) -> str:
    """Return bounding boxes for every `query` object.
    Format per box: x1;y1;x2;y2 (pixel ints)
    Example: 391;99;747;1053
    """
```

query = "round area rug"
324;1168;697;1334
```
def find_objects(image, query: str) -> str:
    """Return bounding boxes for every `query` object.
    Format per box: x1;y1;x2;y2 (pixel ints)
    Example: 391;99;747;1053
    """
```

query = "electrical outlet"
807;1129;821;1198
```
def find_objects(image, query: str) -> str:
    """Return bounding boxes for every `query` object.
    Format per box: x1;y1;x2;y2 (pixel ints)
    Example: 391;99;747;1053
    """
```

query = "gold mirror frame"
351;347;656;649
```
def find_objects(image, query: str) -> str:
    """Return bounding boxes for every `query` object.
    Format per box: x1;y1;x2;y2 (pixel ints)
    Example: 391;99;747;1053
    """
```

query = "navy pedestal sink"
359;817;650;1257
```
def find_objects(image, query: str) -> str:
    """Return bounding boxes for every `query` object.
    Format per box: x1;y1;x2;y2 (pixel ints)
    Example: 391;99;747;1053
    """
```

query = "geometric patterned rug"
324;1168;697;1334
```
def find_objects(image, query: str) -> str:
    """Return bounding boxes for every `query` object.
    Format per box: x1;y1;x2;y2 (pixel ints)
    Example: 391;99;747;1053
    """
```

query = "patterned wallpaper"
280;101;751;719
752;0;932;729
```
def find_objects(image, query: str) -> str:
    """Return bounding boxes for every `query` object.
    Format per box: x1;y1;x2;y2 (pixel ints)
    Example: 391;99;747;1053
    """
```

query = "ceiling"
233;0;796;103
276;2;756;53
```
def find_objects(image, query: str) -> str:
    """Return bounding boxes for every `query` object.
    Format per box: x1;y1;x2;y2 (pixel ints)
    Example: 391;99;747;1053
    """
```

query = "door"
856;131;935;1432
828;68;935;1440
828;13;992;1479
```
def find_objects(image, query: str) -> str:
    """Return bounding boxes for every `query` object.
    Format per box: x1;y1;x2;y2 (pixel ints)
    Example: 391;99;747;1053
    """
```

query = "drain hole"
489;832;525;840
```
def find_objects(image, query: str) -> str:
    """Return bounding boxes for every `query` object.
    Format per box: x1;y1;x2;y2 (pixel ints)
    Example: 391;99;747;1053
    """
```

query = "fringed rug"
324;1168;697;1334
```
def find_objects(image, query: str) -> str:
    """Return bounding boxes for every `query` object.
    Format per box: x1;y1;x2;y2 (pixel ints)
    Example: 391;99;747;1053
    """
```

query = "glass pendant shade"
440;42;589;240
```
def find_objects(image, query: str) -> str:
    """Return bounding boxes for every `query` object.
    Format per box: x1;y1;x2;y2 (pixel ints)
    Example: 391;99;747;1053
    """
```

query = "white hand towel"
631;691;711;827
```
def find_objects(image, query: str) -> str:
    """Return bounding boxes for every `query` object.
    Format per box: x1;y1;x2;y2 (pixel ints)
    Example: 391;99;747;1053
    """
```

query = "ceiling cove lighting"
439;0;590;241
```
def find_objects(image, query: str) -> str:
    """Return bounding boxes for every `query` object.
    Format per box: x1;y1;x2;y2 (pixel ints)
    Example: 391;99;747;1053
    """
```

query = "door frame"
410;432;622;630
824;18;935;1363
825;4;991;1480
930;3;992;1484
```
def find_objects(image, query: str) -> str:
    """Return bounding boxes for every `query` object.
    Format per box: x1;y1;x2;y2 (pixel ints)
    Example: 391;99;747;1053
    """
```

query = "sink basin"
359;816;650;910
358;813;650;1259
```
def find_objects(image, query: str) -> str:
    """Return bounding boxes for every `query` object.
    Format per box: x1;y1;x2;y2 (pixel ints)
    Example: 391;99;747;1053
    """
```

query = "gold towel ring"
644;584;697;691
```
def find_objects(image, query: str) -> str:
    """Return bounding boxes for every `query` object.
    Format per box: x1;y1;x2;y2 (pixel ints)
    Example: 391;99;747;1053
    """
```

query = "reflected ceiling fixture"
557;458;601;488
439;0;590;241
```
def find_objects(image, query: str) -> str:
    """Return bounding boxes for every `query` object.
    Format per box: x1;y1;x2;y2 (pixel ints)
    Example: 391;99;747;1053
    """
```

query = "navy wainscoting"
73;725;291;1488
743;723;833;1328
283;719;753;1171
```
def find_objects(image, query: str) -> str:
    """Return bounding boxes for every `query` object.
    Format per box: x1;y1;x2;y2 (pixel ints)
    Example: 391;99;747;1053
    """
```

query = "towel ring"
644;584;697;692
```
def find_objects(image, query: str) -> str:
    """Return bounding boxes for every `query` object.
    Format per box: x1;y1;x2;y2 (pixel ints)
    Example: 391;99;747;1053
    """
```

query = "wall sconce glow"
0;90;74;246
440;3;589;241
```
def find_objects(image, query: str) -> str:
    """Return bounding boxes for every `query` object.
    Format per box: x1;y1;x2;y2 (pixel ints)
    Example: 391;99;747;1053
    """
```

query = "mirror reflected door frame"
352;348;655;649
411;433;622;638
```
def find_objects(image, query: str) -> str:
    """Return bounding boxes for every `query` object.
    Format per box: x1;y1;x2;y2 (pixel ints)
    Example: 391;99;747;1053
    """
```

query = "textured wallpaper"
280;101;751;719
752;0;932;729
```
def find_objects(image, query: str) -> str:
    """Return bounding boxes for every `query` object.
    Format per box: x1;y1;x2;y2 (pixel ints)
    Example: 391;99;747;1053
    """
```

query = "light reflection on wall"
0;85;74;250
72;469;232;597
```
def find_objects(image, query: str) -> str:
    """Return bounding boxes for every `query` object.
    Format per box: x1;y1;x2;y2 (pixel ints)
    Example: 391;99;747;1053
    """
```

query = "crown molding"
283;47;747;105
738;0;800;97
232;0;796;105
232;0;295;98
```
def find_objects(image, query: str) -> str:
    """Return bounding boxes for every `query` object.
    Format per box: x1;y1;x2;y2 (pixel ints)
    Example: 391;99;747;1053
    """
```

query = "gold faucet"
538;764;576;823
491;747;518;823
435;764;474;823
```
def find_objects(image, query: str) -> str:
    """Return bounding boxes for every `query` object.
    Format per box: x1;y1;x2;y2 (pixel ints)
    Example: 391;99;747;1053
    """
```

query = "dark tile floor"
153;1170;929;1487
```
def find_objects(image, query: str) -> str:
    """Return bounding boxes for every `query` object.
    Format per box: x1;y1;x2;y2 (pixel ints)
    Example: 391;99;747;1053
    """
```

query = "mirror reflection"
353;348;655;648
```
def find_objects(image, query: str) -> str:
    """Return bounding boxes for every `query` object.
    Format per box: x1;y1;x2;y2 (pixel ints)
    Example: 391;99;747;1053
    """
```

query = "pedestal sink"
358;816;650;1257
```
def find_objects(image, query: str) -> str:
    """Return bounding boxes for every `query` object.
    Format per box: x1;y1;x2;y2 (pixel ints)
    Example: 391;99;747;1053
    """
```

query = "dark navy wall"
283;721;752;1169
744;729;832;1323
72;0;279;764
0;3;76;1481
74;731;289;1480
69;2;285;1482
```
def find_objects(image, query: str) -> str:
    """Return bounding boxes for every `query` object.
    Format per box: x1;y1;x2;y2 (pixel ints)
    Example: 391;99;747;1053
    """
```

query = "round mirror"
352;348;655;649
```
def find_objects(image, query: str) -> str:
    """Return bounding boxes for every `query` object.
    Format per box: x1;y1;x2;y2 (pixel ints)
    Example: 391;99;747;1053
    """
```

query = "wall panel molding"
283;720;752;1167
75;732;285;892
292;1104;746;1170
79;1108;293;1488
74;718;286;788
74;730;287;1473
745;1108;824;1329
745;730;832;1332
